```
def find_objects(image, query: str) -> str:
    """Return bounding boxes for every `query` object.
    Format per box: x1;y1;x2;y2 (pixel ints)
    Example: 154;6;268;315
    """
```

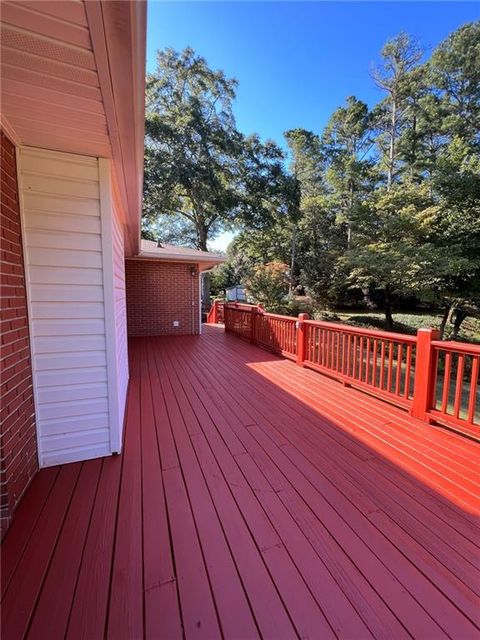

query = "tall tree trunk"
451;307;468;339
384;284;394;331
196;220;210;311
438;302;453;340
410;112;417;182
289;225;297;295
197;222;208;252
347;182;354;249
387;95;397;190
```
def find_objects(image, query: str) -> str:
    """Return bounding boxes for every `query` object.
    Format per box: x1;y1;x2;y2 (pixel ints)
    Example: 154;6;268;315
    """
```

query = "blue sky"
146;1;478;249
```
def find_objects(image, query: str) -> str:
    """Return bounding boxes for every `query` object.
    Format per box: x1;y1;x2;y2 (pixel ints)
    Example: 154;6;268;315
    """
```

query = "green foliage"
244;262;290;312
145;25;480;338
143;47;292;250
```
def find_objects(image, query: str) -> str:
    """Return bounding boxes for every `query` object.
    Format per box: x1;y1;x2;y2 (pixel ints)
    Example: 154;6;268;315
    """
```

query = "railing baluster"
380;341;386;390
395;344;402;396
366;338;371;384
441;352;452;413
404;344;412;398
467;356;479;424
372;340;378;388
453;354;465;419
387;343;394;393
223;304;478;433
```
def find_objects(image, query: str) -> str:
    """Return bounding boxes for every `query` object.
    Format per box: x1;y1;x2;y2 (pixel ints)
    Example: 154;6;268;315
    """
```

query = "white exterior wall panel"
112;188;129;437
18;147;128;466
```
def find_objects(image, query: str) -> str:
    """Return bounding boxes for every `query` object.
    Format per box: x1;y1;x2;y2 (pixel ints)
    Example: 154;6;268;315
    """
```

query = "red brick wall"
1;131;38;537
125;259;200;336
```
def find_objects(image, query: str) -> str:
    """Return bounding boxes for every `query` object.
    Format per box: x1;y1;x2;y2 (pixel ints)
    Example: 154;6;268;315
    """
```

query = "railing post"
250;310;256;344
212;300;218;324
411;328;440;422
296;313;309;367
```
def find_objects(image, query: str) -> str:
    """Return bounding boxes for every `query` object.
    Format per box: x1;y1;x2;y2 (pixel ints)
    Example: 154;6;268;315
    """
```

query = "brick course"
126;259;200;336
1;131;38;538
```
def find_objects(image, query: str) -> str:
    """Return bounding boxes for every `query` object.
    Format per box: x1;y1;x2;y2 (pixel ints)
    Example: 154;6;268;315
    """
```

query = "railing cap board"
304;319;417;343
431;340;480;356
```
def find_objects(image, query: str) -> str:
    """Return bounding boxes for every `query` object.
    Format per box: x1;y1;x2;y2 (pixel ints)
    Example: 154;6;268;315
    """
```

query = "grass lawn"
330;310;480;345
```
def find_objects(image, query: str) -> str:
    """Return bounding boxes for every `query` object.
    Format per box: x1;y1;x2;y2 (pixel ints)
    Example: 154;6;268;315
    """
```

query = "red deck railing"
206;300;225;324
303;319;416;409
213;303;480;439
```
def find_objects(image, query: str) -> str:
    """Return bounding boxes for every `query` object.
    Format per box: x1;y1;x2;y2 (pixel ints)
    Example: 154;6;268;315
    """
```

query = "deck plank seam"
195;331;477;637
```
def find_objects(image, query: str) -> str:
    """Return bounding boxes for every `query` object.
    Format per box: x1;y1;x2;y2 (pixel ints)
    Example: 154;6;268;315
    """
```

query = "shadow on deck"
2;325;480;639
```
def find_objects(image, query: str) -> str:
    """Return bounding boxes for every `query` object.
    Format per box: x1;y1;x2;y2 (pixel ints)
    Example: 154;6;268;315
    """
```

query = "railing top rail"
304;319;417;344
260;312;297;322
225;304;299;322
431;340;480;356
224;303;258;310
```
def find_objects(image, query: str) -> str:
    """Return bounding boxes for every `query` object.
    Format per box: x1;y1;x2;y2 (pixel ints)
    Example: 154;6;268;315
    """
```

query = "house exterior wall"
125;260;200;336
111;189;129;442
17;147;127;466
0;132;38;537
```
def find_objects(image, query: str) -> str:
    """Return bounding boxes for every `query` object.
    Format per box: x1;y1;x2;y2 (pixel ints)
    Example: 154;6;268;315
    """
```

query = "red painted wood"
140;343;183;640
1;464;82;640
152;340;261;639
27;460;102;639
224;304;480;438
65;456;123;640
189;338;478;632
2;328;479;639
106;348;143;640
176;331;480;637
188;343;446;637
0;467;58;599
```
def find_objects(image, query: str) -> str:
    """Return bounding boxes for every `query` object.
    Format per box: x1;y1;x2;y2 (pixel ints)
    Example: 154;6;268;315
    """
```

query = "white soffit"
1;0;111;157
0;0;147;255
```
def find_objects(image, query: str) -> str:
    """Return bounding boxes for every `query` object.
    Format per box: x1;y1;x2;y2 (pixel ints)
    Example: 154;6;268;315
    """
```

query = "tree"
372;33;423;188
429;22;480;145
144;47;292;251
341;183;439;330
141;213;221;248
244;262;290;312
427;136;480;336
284;129;322;290
321;96;375;247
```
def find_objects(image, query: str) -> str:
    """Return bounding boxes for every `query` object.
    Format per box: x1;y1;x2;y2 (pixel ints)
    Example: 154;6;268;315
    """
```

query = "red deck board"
1;464;82;640
140;344;183;640
65;456;123;640
159;340;338;639
1;326;479;639
152;341;260;639
27;460;103;640
205;331;480;531
106;351;144;640
202;340;480;591
0;467;59;599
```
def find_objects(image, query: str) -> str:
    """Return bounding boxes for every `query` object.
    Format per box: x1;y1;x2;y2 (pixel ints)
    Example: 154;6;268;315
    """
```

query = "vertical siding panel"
111;177;129;444
19;147;112;466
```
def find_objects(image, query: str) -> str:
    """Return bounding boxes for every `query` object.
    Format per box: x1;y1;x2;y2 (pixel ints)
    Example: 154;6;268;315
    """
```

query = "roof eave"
130;252;226;268
85;1;147;257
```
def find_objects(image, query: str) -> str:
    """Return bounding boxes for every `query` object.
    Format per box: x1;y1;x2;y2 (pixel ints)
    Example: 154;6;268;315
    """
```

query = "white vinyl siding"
98;160;129;453
19;147;126;466
112;186;129;437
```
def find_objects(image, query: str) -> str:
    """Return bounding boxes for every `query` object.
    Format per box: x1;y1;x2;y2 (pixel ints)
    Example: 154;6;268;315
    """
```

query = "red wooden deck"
2;325;480;640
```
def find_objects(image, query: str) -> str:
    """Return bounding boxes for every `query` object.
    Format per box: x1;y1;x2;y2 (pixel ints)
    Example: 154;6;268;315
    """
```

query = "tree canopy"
144;24;480;336
143;47;293;251
221;22;479;334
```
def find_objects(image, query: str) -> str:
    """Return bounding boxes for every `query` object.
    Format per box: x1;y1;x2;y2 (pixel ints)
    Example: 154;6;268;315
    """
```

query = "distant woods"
143;23;480;334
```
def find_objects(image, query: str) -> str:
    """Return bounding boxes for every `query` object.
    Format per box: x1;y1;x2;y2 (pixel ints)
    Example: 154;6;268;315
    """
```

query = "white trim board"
99;159;122;454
